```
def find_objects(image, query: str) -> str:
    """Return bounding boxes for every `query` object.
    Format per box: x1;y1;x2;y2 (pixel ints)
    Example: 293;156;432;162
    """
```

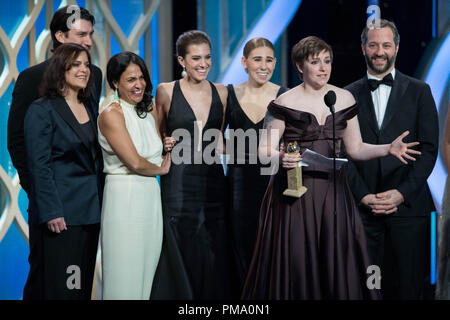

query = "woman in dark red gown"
242;36;420;300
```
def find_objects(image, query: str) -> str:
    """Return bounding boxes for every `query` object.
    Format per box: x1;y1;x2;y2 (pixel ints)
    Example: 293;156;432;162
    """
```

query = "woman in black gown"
226;38;288;293
242;36;420;300
151;30;232;299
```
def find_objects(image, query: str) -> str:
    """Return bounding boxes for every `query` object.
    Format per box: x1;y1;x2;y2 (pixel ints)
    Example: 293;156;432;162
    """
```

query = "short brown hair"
39;43;93;100
243;38;275;58
50;6;95;51
176;30;211;58
291;36;333;79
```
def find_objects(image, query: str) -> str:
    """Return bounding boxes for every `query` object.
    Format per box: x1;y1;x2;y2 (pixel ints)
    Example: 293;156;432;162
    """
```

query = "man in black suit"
345;19;438;299
7;6;103;299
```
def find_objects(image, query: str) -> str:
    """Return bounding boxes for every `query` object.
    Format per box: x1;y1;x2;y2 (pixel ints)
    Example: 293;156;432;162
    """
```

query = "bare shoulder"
267;81;281;97
155;82;175;113
156;81;175;99
99;103;124;126
274;86;297;105
213;83;228;100
329;85;356;109
213;83;228;109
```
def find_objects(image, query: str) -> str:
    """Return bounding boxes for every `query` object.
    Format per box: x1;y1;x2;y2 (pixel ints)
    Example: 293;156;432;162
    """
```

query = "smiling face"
114;63;146;105
64;51;90;92
56;19;94;51
362;27;398;76
298;49;331;89
178;43;211;82
242;46;276;86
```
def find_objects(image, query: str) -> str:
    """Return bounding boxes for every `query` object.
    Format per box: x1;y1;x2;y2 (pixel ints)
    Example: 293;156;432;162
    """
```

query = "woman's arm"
258;111;301;170
215;83;228;155
155;83;176;153
343;116;420;163
98;103;170;176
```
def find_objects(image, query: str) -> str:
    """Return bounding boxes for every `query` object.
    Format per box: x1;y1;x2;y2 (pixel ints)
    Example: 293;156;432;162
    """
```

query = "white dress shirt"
367;69;396;128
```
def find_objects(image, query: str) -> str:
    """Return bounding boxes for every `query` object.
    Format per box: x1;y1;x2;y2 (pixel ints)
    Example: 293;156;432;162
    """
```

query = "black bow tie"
368;73;394;91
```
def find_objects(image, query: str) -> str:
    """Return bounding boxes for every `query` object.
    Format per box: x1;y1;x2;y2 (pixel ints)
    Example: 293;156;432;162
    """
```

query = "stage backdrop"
0;0;302;300
0;0;448;300
0;0;165;300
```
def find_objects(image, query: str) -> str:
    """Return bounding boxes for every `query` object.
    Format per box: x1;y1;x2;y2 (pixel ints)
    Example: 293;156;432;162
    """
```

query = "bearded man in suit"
7;5;103;299
345;19;438;299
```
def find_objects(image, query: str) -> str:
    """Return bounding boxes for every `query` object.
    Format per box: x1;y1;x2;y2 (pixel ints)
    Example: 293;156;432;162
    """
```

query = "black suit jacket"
7;60;102;195
24;96;103;225
345;70;438;217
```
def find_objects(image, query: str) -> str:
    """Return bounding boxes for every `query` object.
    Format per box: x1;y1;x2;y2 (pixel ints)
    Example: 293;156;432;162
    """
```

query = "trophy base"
283;186;308;198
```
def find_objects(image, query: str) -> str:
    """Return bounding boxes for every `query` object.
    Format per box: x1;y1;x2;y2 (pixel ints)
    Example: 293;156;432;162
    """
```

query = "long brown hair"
39;43;93;101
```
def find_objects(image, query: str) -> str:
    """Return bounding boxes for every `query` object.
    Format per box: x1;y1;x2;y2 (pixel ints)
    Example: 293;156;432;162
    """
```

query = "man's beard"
365;52;396;75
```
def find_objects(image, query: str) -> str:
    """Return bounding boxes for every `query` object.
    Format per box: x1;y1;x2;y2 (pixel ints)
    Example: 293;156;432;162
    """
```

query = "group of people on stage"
7;5;447;300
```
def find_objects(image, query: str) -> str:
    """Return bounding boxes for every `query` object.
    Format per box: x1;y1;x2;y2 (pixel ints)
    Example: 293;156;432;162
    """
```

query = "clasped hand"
361;189;404;215
47;217;67;233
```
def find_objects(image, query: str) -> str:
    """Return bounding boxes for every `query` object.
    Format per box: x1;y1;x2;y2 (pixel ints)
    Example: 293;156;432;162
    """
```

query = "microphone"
324;90;336;113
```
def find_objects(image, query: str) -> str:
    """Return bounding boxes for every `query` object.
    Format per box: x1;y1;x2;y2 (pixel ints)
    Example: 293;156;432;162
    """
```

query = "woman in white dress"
98;52;171;300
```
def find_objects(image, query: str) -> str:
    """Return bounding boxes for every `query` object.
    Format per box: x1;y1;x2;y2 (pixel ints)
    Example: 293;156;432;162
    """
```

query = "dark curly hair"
39;43;93;101
106;52;153;118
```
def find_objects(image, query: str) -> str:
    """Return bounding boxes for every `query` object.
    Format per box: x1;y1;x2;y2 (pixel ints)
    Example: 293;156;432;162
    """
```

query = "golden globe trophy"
282;141;307;198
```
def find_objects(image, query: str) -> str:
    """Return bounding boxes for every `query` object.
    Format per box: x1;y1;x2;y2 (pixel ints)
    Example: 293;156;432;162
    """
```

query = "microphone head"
324;90;337;108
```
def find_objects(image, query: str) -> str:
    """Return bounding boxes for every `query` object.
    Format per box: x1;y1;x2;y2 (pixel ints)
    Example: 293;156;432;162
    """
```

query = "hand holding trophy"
282;141;307;198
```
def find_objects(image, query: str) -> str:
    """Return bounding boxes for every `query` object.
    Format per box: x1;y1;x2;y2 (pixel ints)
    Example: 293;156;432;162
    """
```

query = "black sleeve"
7;70;39;195
397;83;439;205
91;66;103;109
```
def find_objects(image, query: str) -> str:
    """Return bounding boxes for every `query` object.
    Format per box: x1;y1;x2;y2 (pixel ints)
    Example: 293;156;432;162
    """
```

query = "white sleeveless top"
98;95;163;175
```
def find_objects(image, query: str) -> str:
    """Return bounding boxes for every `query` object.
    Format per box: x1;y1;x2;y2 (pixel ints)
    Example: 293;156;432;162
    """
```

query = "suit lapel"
380;71;409;132
359;78;380;135
51;97;95;167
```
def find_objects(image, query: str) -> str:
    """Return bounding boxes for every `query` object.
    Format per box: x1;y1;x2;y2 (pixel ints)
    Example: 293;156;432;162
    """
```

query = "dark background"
172;0;435;88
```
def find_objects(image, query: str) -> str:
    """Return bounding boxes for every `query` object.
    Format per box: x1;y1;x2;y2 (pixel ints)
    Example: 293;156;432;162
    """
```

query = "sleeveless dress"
151;80;233;299
242;101;381;300
226;85;288;292
98;96;163;300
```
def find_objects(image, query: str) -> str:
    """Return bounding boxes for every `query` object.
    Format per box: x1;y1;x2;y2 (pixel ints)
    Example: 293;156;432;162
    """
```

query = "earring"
181;67;187;78
114;88;119;102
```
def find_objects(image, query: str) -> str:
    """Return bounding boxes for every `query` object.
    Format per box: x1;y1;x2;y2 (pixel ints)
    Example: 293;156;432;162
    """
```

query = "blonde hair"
243;37;275;58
